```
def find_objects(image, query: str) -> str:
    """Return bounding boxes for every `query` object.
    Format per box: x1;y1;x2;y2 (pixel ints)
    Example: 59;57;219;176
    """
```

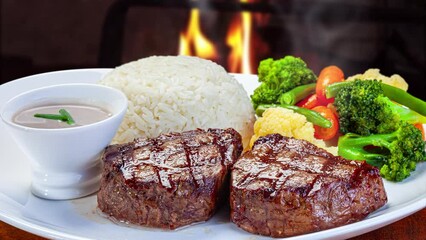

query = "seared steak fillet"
230;134;387;238
97;128;242;229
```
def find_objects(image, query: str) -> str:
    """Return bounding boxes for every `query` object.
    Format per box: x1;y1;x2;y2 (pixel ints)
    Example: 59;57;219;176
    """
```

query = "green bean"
256;104;332;128
278;83;316;105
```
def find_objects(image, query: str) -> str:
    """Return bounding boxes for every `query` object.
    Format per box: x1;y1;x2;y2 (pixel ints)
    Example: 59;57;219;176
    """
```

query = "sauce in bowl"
14;104;111;129
1;83;128;200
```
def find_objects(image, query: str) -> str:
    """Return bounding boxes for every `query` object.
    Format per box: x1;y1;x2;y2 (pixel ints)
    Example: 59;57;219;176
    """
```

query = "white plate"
0;69;425;240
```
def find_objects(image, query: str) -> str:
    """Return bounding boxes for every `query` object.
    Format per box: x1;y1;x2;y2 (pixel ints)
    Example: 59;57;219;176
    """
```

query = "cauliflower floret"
250;107;337;155
346;68;408;91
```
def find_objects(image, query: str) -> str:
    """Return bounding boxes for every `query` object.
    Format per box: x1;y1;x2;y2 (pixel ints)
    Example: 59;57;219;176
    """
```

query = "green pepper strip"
256;104;332;128
325;81;347;99
278;83;317;105
381;84;426;116
33;113;67;121
326;81;426;116
59;109;75;125
34;109;75;125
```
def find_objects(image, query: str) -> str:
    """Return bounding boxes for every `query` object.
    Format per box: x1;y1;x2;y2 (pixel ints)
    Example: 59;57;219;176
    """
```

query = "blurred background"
1;0;425;100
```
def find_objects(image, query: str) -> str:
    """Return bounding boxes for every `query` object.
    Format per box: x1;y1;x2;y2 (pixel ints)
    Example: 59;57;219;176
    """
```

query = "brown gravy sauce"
14;104;111;129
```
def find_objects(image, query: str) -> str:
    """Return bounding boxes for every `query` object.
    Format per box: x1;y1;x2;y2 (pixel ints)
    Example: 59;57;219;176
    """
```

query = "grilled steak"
230;134;387;238
97;128;242;229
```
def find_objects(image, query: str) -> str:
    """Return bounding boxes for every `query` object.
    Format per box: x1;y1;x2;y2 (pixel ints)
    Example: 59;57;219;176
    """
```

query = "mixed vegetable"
327;80;426;135
251;56;317;109
338;121;425;182
250;55;426;182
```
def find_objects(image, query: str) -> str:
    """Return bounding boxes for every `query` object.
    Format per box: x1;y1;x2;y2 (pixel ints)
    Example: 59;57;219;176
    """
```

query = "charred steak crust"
230;134;387;238
97;128;242;229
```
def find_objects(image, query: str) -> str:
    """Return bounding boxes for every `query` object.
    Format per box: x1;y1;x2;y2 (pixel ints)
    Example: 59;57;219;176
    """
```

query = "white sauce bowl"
0;83;128;200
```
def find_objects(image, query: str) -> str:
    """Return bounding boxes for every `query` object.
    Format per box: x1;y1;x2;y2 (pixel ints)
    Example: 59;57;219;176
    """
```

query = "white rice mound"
99;55;255;147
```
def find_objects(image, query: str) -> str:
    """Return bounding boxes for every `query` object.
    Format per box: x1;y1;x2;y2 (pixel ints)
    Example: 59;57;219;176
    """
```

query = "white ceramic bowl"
0;83;127;200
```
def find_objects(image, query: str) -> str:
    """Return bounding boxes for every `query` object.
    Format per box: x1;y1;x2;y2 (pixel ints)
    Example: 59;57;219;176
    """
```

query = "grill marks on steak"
123;129;234;189
97;128;242;229
230;134;387;238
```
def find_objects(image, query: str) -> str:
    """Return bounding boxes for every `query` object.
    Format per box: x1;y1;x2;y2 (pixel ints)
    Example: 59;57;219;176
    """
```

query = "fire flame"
226;2;253;74
179;9;217;60
178;1;255;74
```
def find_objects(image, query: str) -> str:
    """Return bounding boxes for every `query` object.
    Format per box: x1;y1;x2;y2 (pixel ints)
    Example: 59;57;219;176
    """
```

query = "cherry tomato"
316;66;344;106
296;94;319;109
414;123;425;141
312;105;339;140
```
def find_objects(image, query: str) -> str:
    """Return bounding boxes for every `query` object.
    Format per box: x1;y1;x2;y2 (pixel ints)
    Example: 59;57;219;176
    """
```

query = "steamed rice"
99;55;255;147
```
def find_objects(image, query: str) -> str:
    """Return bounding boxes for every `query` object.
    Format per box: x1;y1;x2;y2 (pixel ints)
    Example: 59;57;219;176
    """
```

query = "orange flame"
226;0;253;74
179;9;217;60
178;2;257;74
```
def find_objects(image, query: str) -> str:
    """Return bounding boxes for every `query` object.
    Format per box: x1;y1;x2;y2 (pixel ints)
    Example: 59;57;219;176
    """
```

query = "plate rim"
0;68;425;240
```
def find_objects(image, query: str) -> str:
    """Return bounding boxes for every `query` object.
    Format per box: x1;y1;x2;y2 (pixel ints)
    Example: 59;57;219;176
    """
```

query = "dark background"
0;1;426;239
1;0;425;100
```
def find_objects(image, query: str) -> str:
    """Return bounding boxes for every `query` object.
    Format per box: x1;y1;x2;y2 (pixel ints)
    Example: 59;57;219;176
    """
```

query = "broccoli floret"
251;56;317;109
333;79;385;135
374;95;426;132
338;121;426;182
332;80;426;135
